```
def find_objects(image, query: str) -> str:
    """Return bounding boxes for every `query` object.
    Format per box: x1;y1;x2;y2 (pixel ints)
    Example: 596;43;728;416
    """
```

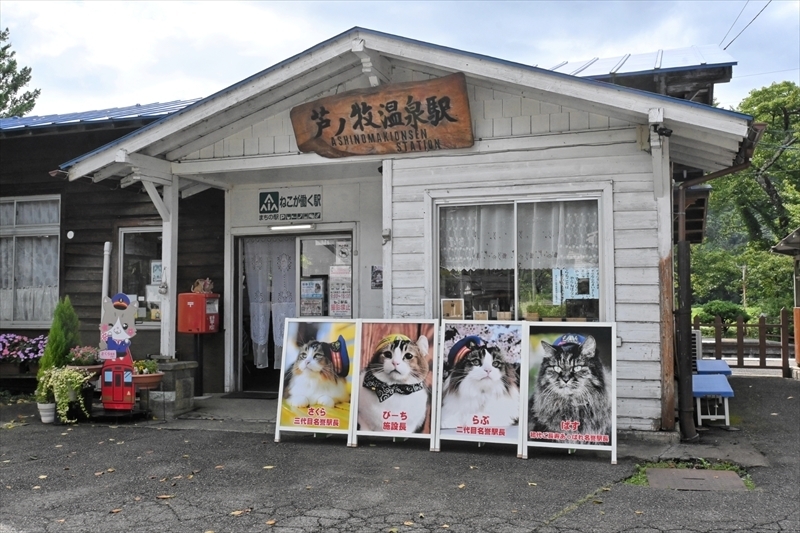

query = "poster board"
352;320;439;449
275;319;358;445
524;322;617;463
435;320;527;456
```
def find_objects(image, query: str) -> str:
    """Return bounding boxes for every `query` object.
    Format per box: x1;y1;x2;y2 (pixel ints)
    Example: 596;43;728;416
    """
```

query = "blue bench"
692;374;734;426
696;359;732;376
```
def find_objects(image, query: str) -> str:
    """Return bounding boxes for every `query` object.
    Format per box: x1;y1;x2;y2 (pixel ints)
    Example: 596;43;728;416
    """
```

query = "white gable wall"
387;124;662;431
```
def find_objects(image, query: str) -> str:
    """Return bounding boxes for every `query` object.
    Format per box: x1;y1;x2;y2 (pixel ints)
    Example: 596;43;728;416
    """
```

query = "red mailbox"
101;350;135;411
178;293;220;333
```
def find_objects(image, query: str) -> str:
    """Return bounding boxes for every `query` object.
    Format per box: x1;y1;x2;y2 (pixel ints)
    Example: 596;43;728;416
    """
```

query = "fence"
692;308;793;378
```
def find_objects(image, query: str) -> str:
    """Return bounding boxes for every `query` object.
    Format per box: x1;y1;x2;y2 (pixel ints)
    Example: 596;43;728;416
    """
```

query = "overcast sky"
3;1;798;117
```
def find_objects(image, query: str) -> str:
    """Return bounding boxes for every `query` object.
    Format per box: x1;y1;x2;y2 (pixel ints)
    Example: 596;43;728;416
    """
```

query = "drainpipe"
101;241;112;300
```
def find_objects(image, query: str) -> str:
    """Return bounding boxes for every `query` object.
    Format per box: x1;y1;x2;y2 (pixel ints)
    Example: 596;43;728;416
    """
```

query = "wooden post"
715;315;723;360
737;316;744;366
780;308;790;378
758;315;767;368
795;307;800;367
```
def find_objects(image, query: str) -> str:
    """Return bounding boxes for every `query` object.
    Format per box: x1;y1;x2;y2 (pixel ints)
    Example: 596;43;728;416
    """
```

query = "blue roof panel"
0;99;201;131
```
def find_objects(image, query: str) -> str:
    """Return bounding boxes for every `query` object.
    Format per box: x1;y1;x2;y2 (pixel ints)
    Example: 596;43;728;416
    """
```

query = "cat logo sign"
259;192;279;214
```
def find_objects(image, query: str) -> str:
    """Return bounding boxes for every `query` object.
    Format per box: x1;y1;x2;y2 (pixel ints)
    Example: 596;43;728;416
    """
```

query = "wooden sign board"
290;72;474;158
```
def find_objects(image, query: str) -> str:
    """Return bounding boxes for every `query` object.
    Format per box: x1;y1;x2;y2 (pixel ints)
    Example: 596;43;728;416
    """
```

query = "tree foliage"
37;297;82;377
691;81;797;318
724;81;800;247
0;27;40;118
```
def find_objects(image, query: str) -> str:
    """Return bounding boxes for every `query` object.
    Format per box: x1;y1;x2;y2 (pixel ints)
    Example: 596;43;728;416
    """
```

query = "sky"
2;0;799;117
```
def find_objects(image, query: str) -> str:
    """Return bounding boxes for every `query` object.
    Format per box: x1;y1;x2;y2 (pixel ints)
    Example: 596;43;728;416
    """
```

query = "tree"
0;27;40;118
37;296;82;377
711;82;800;248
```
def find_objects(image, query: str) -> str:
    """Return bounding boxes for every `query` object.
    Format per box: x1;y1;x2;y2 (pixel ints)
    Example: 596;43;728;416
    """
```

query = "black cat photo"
528;332;613;445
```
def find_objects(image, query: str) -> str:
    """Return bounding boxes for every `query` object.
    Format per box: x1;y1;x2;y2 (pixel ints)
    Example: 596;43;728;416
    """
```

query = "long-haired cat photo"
358;333;430;433
440;335;520;428
284;335;350;408
529;333;611;442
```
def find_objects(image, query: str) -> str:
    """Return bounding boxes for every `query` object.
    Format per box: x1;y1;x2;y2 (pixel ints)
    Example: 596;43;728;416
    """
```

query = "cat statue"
358;333;430;433
284;335;350;408
529;334;612;442
99;293;139;355
191;278;214;293
440;336;520;428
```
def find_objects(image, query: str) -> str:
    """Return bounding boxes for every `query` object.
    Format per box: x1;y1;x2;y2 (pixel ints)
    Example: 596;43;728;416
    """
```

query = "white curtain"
440;201;597;272
1;235;58;322
243;237;296;369
517;200;598;269
439;204;515;271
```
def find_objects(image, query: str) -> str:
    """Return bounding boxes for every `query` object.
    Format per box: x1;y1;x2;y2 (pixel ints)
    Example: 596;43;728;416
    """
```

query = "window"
0;196;60;326
118;227;162;325
438;199;600;320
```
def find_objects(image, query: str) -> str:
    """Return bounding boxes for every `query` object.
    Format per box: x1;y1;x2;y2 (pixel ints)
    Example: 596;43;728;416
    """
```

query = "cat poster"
435;321;527;455
525;323;617;463
353;320;439;448
275;319;358;445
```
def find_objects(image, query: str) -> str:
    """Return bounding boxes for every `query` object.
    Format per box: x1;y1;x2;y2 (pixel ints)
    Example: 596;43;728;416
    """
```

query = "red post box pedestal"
178;293;220;333
101;350;135;411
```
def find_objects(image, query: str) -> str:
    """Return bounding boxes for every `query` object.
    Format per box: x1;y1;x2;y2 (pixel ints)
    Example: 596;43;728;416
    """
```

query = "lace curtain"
0;236;58;322
439;201;598;272
517;200;598;269
243;237;296;369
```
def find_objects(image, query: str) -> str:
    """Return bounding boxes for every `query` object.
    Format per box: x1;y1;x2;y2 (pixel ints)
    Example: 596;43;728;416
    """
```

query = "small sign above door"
258;186;322;222
290;72;474;159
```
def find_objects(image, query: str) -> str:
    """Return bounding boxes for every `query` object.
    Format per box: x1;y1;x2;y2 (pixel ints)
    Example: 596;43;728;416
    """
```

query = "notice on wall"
329;266;351;318
300;279;325;317
335;240;351;265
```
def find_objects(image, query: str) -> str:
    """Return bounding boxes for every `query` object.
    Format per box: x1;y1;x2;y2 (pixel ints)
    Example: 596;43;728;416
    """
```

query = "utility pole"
741;264;747;308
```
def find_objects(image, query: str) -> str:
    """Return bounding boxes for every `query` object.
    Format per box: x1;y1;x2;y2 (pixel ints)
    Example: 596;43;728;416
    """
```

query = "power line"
735;68;799;79
724;0;773;50
720;0;750;46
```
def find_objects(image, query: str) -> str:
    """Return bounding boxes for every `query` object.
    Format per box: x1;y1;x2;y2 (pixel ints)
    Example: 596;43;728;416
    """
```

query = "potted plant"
0;333;48;375
49;366;94;423
66;345;103;379
34;368;57;423
37;296;82;379
132;359;163;390
524;303;539;321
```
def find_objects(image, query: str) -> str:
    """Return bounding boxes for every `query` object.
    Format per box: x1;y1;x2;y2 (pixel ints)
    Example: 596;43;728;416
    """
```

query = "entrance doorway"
237;233;353;393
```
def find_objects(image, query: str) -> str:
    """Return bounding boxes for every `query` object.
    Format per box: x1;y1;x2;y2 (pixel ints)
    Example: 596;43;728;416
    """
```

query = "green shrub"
37;296;82;378
695;300;751;325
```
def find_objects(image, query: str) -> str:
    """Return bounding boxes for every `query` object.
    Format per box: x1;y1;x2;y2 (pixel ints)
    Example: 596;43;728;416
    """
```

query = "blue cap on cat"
448;336;484;367
111;293;130;310
329;335;350;377
552;334;586;347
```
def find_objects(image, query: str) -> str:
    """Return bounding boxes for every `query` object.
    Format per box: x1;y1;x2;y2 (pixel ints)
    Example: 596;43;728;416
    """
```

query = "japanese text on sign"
291;73;473;158
258;186;322;222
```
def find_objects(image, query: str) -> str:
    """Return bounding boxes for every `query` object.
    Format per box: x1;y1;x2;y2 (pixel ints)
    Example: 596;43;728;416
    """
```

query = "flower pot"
37;402;56;424
524;312;539;321
0;362;20;376
132;372;164;390
66;364;103;380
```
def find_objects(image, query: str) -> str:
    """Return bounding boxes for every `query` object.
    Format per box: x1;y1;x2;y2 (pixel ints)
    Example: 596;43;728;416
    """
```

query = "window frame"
117;225;163;330
427;181;615;321
0;195;61;329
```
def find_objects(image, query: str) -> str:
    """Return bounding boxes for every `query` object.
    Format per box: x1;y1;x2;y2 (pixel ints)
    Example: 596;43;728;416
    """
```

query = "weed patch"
625;458;754;490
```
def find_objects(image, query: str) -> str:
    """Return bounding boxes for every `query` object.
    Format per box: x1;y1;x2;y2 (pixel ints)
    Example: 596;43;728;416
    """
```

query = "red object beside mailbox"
101;350;135;411
177;293;220;333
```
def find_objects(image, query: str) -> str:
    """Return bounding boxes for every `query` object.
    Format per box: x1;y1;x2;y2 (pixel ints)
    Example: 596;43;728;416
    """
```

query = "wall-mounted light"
270;224;316;231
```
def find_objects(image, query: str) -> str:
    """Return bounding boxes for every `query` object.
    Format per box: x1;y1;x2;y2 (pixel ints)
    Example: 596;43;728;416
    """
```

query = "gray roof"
772;227;800;257
547;44;736;78
0;99;201;132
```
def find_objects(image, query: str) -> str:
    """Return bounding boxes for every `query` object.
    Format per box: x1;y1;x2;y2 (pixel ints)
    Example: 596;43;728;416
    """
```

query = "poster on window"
329;266;351;318
300;279;325;317
352;320;439;448
525;323;616;463
275;319;358;445
435;321;527;456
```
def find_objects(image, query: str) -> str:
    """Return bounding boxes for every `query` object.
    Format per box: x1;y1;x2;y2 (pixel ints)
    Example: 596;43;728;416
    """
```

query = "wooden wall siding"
389;126;663;430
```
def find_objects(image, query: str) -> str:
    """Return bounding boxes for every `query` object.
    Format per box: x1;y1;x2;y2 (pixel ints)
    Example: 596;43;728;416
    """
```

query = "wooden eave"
64;27;753;187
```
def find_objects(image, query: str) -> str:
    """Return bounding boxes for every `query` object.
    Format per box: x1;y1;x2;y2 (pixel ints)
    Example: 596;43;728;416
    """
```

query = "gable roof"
61;27;755;186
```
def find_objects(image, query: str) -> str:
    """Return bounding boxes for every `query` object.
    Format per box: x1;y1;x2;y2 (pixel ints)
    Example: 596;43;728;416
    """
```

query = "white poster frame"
524;322;617;464
275;318;359;446
434;320;528;457
352;319;439;450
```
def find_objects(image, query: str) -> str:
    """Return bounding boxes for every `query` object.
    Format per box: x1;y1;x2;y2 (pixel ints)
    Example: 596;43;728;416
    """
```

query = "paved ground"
1;372;797;533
